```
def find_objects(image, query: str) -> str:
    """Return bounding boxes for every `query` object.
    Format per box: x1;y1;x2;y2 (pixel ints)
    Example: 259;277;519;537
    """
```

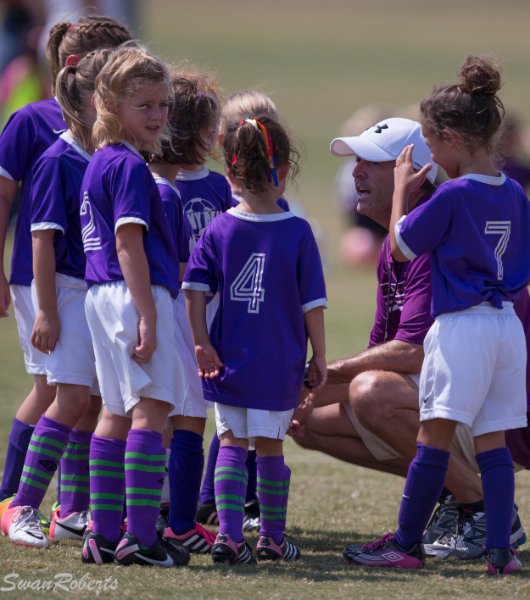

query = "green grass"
2;1;530;598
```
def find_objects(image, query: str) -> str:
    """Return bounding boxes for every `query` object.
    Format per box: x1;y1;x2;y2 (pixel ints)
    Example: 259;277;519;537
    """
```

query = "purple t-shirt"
369;236;433;347
396;174;530;317
155;176;192;263
176;167;233;241
80;143;180;297
183;208;327;411
30;132;90;280
0;98;66;285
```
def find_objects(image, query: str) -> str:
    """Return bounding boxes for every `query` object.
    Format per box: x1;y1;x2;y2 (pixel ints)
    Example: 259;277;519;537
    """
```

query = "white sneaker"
49;509;89;541
2;505;48;548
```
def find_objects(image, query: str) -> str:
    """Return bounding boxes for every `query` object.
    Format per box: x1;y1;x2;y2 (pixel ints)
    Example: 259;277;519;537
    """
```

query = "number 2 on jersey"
485;221;511;280
230;253;266;313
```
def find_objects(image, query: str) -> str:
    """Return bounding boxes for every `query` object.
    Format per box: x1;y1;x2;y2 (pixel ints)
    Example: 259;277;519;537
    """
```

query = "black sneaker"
256;535;301;561
82;530;118;565
211;533;256;565
196;501;218;526
243;499;260;532
156;504;170;536
114;532;190;567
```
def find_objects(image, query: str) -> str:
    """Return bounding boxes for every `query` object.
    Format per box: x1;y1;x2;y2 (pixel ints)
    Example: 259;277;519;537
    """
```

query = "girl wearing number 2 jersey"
183;116;327;564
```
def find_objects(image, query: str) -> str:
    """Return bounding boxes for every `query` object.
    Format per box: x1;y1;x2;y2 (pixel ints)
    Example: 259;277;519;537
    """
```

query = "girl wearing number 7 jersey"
183;116;327;564
346;55;530;576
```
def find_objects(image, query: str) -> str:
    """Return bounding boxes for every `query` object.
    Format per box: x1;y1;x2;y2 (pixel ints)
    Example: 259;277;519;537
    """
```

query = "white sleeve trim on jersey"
301;298;328;313
114;217;148;234
395;216;417;260
0;166;15;181
181;281;211;292
30;222;64;234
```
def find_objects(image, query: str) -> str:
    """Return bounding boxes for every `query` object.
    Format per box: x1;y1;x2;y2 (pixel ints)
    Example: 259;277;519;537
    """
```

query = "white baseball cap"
330;117;438;184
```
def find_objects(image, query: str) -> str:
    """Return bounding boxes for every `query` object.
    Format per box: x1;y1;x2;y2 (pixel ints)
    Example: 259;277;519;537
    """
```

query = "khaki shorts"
343;372;420;461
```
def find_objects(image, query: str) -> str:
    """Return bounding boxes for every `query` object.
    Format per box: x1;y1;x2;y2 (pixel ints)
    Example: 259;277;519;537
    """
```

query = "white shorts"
343;373;420;461
10;284;47;375
452;423;525;473
85;282;180;417
32;275;99;391
420;304;527;436
172;294;209;419
214;403;294;447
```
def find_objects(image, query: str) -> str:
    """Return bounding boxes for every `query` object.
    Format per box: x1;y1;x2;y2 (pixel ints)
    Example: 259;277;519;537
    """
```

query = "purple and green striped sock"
214;445;248;543
89;435;125;543
59;430;91;515
125;429;166;549
11;415;70;509
256;455;290;545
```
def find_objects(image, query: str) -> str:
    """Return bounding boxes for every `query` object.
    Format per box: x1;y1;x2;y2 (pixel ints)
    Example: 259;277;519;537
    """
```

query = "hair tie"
67;22;76;31
247;118;279;187
231;153;237;166
65;54;79;67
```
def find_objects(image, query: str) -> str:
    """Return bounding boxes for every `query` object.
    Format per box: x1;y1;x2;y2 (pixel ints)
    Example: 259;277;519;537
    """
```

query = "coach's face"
353;158;395;230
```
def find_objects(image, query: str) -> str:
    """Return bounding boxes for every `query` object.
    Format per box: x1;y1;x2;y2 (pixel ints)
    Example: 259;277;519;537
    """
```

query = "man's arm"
326;339;424;384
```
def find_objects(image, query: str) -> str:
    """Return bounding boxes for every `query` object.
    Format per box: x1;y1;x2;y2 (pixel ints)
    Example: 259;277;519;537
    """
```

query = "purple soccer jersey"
396;174;530;317
183;208;327;411
30;132;90;279
369;236;433;347
80;143;180;297
0;98;66;285
176;167;234;241
155;176;192;263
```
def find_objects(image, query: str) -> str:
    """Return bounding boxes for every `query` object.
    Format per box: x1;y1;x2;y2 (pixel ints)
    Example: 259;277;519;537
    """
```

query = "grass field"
1;1;530;598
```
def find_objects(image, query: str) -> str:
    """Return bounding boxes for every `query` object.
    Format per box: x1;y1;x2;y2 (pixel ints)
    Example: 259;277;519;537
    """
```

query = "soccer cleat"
449;504;526;560
163;523;216;553
0;495;15;522
1;505;48;549
256;535;301;561
423;493;459;545
82;530;118;564
155;504;169;535
114;532;190;567
485;547;522;575
343;532;425;569
211;533;256;565
196;500;218;526
49;509;89;541
243;499;260;532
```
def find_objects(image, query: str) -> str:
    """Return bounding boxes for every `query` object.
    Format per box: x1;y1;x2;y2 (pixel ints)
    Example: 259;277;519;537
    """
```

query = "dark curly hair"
157;70;221;165
420;54;505;150
223;116;300;193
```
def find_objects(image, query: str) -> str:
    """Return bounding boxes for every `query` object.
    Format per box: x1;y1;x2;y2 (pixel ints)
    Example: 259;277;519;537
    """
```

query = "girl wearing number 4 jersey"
183;116;327;564
346;55;530;575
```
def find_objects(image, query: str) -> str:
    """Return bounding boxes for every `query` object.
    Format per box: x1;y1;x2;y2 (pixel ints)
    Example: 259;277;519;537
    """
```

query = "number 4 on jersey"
230;253;266;313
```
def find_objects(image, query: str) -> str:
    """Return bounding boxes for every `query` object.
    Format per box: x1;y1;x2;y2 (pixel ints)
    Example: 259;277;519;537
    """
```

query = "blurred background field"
1;1;530;598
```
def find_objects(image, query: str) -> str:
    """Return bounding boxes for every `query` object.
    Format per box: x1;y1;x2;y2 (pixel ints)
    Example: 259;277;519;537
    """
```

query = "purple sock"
89;435;125;543
476;447;515;551
11;415;70;509
59;430;91;515
0;418;35;500
214;445;248;543
125;429;165;548
256;455;290;545
199;433;219;504
246;450;258;502
168;429;204;534
395;444;449;550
